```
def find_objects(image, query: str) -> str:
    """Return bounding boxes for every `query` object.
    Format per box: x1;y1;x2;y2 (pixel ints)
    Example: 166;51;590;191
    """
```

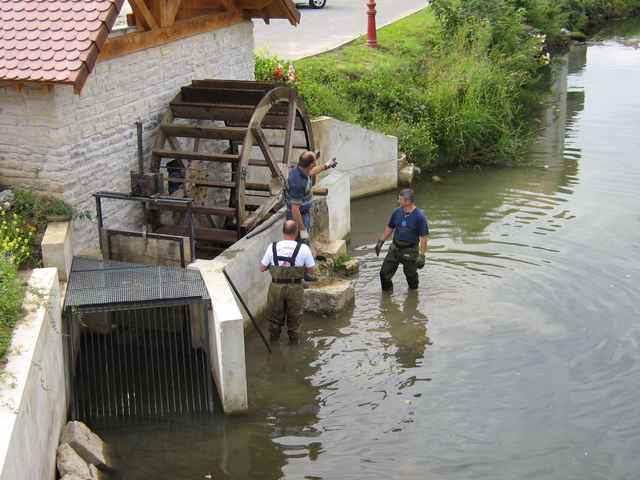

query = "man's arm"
420;236;428;255
259;263;269;273
290;203;306;233
310;158;337;177
381;226;394;241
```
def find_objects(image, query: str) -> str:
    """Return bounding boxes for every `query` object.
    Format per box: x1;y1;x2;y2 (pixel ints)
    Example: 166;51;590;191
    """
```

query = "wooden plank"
167;177;236;189
191;79;276;91
252;126;283;181
282;90;297;167
147;203;237;217
153;149;240;163
160;124;247;141
159;225;238;244
181;86;266;106
171;100;289;119
129;0;160;30
242;196;282;229
99;11;244;61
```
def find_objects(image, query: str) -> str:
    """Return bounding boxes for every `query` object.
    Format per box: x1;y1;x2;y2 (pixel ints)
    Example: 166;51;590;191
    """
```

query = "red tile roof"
0;0;123;90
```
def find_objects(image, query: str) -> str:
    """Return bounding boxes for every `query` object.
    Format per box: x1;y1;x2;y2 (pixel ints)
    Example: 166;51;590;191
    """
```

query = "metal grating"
64;256;209;313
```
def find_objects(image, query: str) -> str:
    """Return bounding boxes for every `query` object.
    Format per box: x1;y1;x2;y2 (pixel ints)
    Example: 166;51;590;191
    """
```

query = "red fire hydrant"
367;0;378;48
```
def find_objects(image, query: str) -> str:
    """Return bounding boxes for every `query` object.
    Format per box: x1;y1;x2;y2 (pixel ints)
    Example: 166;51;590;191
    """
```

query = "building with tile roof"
0;0;300;248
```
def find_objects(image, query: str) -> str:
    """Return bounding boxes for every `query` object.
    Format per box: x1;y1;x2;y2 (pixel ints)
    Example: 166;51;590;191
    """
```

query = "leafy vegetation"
256;1;639;170
0;257;24;359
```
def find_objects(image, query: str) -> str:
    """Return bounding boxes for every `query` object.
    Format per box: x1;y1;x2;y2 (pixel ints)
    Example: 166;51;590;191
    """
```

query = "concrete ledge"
0;268;66;480
42;222;72;282
312;116;398;199
188;260;248;414
318;171;351;242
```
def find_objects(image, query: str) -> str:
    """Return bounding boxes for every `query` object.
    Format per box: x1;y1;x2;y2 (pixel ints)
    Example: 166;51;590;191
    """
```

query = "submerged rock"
304;279;355;314
61;421;113;470
57;443;92;479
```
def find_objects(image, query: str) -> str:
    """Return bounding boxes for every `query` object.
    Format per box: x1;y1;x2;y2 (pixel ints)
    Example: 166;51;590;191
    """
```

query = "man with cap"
287;150;337;243
375;189;429;291
260;220;316;343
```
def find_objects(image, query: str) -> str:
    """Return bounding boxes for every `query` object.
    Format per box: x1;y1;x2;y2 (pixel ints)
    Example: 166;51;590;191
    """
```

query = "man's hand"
326;158;338;169
375;239;384;257
416;254;426;270
300;230;310;241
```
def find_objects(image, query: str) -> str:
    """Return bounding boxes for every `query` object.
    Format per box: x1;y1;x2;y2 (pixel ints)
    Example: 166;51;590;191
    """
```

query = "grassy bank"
256;1;639;170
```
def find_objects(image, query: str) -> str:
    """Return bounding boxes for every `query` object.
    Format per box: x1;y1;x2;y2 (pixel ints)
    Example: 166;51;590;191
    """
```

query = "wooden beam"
160;124;248;141
160;0;183;27
282;90;297;167
99;11;244;61
153;149;240;163
130;0;160;30
252;126;285;184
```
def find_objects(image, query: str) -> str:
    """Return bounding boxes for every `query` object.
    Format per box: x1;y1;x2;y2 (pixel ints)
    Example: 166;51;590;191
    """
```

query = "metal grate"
64;256;209;313
62;256;217;425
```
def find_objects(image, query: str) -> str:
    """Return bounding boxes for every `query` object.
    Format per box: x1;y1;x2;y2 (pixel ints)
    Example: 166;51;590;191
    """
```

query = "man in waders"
375;189;429;291
287;150;337;243
260;220;316;344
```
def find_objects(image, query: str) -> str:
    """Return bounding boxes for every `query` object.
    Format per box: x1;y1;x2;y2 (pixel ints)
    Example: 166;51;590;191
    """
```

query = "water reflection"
379;291;430;369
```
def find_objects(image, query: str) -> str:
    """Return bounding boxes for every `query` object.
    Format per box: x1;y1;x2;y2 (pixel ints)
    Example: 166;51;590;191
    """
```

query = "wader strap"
272;241;304;267
272;242;279;266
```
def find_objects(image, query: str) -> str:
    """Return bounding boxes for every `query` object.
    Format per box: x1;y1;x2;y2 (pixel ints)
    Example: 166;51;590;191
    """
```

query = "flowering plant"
273;63;299;85
0;210;35;268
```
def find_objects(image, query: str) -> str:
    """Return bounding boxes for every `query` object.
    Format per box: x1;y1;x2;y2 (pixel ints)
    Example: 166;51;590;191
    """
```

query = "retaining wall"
0;268;66;480
312;116;398;199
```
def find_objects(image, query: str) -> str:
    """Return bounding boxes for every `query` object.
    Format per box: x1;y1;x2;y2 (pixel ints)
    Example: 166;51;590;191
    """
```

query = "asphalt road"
253;0;428;59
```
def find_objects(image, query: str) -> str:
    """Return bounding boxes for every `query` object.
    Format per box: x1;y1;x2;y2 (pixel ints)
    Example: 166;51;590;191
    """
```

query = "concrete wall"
189;260;248;414
0;21;255;251
318;172;351;242
0;268;66;480
312;116;398;199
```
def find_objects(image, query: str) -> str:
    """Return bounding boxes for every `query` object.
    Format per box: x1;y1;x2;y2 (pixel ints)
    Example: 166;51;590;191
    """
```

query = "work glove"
300;230;310;242
326;158;338;169
416;254;426;270
375;239;384;257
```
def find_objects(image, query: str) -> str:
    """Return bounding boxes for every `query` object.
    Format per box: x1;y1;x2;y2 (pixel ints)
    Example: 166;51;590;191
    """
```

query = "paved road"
254;0;428;60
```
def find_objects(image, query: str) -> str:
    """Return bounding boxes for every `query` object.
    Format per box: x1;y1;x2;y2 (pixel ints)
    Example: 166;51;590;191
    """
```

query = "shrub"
0;256;24;359
0;210;35;268
11;187;74;227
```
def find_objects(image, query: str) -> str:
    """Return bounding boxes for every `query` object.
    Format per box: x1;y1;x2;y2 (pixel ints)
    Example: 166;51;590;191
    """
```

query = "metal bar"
167;307;178;415
155;308;165;416
136;121;144;175
185;305;196;413
178;306;189;414
108;312;118;419
202;302;215;412
95;196;104;253
141;309;152;417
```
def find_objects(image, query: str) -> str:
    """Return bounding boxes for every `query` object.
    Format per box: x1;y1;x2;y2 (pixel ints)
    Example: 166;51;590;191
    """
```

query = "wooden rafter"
129;0;160;30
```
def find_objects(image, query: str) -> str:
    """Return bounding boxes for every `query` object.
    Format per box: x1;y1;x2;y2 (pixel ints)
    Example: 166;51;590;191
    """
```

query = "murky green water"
101;19;640;479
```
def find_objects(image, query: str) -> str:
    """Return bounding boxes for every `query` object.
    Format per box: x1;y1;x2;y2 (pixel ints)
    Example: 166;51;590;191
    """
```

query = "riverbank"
256;1;640;171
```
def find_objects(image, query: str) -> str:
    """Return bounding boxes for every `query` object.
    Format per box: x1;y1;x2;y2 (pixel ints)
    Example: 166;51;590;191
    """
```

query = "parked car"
303;0;326;8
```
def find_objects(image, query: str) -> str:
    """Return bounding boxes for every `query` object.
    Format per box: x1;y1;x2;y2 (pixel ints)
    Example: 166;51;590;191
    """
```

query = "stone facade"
0;21;255;250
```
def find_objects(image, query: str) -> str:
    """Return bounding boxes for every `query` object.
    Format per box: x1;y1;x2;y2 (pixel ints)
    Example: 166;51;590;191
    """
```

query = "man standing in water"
260;220;316;343
375;189;429;291
287;150;337;243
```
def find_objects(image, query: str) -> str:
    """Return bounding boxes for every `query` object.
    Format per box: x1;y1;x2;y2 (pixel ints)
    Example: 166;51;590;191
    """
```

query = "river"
101;19;640;480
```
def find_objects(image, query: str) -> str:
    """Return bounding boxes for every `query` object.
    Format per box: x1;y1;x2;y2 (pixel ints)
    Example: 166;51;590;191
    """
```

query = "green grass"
257;1;639;170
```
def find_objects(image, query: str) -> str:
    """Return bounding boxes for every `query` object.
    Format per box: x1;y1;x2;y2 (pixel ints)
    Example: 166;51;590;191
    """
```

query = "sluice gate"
63;257;217;425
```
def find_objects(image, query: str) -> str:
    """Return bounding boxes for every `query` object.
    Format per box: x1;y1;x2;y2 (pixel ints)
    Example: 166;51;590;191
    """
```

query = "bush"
0;256;24;359
0;210;35;268
11;187;74;227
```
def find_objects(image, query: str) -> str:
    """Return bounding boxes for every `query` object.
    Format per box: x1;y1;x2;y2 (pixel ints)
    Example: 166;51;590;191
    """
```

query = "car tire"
309;0;326;8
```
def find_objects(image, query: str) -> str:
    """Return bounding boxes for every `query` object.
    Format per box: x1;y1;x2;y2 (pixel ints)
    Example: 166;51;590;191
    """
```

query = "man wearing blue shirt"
287;151;337;242
375;189;429;291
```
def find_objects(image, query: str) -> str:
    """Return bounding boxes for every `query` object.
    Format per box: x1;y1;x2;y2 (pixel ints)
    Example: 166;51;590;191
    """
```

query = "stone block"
342;258;360;275
316;239;347;259
305;280;355;314
41;221;73;282
57;444;91;480
61;421;112;470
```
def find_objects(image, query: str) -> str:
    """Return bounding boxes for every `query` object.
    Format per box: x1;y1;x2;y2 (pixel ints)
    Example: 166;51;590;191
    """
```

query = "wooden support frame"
149;80;315;247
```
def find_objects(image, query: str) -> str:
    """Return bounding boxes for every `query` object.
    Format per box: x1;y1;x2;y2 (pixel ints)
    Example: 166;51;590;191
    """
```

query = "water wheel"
149;79;315;252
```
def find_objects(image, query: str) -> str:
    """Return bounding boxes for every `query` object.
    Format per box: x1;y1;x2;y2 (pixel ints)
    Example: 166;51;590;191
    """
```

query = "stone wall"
0;21;255;251
0;268;66;480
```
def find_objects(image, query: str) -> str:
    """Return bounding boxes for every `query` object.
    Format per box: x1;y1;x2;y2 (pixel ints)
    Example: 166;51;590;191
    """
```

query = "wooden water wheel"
149;79;315;251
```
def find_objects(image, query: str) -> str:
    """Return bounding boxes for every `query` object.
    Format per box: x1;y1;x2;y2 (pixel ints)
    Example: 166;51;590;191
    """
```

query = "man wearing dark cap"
260;220;316;343
375;189;429;291
287;150;337;243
